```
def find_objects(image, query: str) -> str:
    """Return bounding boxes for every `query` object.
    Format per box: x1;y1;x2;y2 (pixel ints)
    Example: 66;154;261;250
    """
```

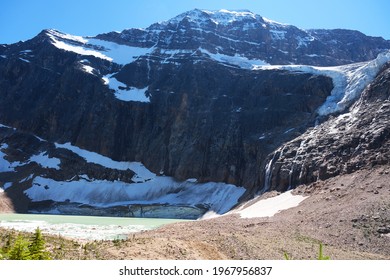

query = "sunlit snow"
103;75;150;103
47;30;152;65
28;152;61;170
81;64;95;75
55;142;155;182
234;191;308;218
0;143;23;172
200;48;268;69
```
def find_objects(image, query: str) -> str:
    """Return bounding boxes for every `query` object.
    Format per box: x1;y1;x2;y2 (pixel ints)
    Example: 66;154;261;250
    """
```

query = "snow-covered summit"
160;9;262;26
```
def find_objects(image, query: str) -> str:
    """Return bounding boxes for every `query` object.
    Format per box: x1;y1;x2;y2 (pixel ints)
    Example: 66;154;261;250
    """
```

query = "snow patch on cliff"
28;152;61;170
103;75;150;103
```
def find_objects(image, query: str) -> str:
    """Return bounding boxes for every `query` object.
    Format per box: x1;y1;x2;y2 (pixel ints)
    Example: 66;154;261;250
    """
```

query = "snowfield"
201;191;308;219
47;29;151;65
234;191;308;218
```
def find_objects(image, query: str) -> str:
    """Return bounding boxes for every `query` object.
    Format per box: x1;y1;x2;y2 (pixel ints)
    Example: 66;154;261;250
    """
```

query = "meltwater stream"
0;213;186;241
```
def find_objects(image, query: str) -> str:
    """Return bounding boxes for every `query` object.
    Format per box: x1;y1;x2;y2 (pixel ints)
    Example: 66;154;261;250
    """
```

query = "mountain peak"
160;8;263;27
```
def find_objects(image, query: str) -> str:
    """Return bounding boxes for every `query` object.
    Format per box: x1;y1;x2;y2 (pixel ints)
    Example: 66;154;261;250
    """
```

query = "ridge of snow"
47;30;152;65
46;29;88;44
262;16;290;27
200;48;268;69
54;142;155;182
48;33;113;61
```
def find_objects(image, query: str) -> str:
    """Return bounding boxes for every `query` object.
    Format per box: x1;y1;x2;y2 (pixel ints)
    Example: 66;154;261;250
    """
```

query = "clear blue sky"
1;0;389;44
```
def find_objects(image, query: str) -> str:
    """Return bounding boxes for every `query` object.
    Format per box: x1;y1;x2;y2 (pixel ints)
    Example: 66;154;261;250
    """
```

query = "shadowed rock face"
264;63;390;192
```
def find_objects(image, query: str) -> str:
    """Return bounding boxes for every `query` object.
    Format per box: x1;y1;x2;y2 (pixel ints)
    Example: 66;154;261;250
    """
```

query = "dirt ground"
1;166;389;260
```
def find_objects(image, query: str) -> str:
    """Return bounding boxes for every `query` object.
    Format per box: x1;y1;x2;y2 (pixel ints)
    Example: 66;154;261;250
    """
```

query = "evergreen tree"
29;227;51;260
8;235;31;260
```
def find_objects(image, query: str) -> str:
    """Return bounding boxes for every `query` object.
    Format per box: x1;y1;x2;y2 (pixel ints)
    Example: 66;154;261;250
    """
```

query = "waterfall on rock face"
287;165;294;191
261;152;277;194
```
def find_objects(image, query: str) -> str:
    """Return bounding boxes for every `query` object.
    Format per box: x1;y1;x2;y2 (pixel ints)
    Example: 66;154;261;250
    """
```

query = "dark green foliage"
0;228;51;260
29;227;51;260
8;235;31;260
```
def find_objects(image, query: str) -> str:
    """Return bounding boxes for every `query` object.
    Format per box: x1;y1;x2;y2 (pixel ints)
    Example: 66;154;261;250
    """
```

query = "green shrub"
284;243;330;260
1;228;51;260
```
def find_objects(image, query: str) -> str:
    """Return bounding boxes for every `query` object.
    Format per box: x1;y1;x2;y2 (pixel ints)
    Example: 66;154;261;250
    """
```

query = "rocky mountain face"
0;9;389;217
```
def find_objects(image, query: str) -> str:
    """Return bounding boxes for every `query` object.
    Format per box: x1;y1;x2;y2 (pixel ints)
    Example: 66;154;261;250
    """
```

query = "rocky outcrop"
265;63;390;192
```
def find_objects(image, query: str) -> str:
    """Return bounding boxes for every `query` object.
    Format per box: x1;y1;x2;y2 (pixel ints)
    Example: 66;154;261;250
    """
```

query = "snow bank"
28;152;61;170
0;143;23;172
104;75;150;103
234;191;307;218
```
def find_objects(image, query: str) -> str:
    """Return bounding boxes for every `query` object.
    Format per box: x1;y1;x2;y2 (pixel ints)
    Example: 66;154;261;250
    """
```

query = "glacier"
20;141;247;216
